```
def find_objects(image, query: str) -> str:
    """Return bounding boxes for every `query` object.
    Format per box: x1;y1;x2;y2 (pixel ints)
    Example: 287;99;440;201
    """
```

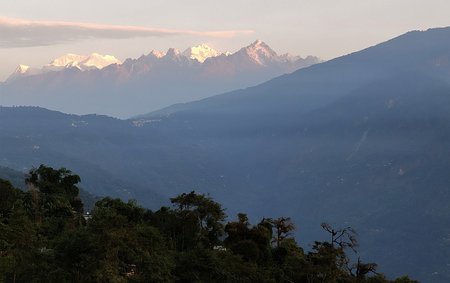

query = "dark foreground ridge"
0;165;417;283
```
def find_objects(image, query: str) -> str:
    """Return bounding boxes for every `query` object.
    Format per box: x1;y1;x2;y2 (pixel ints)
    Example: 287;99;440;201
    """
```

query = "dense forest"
0;165;417;283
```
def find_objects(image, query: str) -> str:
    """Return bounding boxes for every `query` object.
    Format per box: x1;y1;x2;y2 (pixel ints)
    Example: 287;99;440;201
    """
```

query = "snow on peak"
148;50;166;58
46;53;121;71
81;53;121;69
5;64;42;83
182;44;221;62
252;39;264;46
16;64;30;74
241;40;278;65
49;54;87;68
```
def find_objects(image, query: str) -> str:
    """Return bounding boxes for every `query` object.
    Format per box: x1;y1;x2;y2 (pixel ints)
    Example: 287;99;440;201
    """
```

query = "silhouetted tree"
267;217;295;248
321;222;358;252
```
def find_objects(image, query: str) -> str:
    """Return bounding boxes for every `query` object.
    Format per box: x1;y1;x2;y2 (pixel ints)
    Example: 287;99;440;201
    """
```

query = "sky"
1;0;450;81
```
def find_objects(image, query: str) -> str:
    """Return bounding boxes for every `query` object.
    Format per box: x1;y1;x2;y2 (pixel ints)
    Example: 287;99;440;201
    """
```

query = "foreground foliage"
0;165;417;283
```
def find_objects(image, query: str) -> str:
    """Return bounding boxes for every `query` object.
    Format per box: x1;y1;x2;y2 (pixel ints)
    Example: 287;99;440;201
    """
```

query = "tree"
0;201;37;283
306;240;351;283
170;191;226;249
25;165;83;231
85;198;174;282
320;222;357;252
353;257;378;280
224;215;272;263
267;217;295;248
312;223;381;282
0;179;22;218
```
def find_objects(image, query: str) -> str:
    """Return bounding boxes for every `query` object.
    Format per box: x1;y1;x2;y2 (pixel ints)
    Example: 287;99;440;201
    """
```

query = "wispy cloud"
0;17;254;48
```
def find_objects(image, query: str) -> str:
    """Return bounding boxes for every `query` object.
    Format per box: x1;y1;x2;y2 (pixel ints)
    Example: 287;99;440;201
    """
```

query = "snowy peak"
46;53;121;71
182;44;221;62
148;50;166;58
249;39;273;50
48;54;87;68
5;64;40;83
240;40;279;65
16;64;30;74
82;53;121;69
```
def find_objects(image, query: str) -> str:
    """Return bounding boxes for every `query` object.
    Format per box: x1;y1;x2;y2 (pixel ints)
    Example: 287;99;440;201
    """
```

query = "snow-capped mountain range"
47;53;121;71
1;40;322;118
6;53;122;82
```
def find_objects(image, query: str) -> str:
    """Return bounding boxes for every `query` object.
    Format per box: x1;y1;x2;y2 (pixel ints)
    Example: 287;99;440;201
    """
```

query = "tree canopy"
0;165;418;283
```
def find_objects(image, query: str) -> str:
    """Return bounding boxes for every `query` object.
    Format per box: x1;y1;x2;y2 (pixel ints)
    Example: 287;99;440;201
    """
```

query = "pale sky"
1;0;450;81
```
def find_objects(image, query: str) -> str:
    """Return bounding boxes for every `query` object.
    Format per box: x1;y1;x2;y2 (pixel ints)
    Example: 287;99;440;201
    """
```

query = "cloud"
0;17;254;48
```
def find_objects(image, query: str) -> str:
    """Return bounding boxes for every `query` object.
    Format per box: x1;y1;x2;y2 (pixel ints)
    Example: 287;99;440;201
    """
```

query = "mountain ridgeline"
1;27;450;282
0;41;320;118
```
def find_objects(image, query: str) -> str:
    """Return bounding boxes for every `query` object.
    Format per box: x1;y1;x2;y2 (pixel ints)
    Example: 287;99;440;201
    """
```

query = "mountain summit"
182;44;223;62
239;40;278;65
15;64;30;74
6;64;41;83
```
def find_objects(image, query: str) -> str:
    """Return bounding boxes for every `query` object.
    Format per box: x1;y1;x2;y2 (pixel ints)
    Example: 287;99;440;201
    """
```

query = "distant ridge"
0;41;321;118
6;53;121;83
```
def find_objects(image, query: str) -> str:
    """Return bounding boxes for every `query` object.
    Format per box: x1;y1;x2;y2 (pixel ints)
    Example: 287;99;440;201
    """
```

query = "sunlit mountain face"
5;53;122;83
0;41;321;118
182;43;224;62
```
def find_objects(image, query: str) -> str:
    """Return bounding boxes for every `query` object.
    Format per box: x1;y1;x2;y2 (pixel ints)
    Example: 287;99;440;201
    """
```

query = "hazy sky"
1;0;450;81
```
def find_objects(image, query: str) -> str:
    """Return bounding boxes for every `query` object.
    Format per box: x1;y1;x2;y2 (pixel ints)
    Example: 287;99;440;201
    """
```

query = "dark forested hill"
0;169;417;282
1;27;450;282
